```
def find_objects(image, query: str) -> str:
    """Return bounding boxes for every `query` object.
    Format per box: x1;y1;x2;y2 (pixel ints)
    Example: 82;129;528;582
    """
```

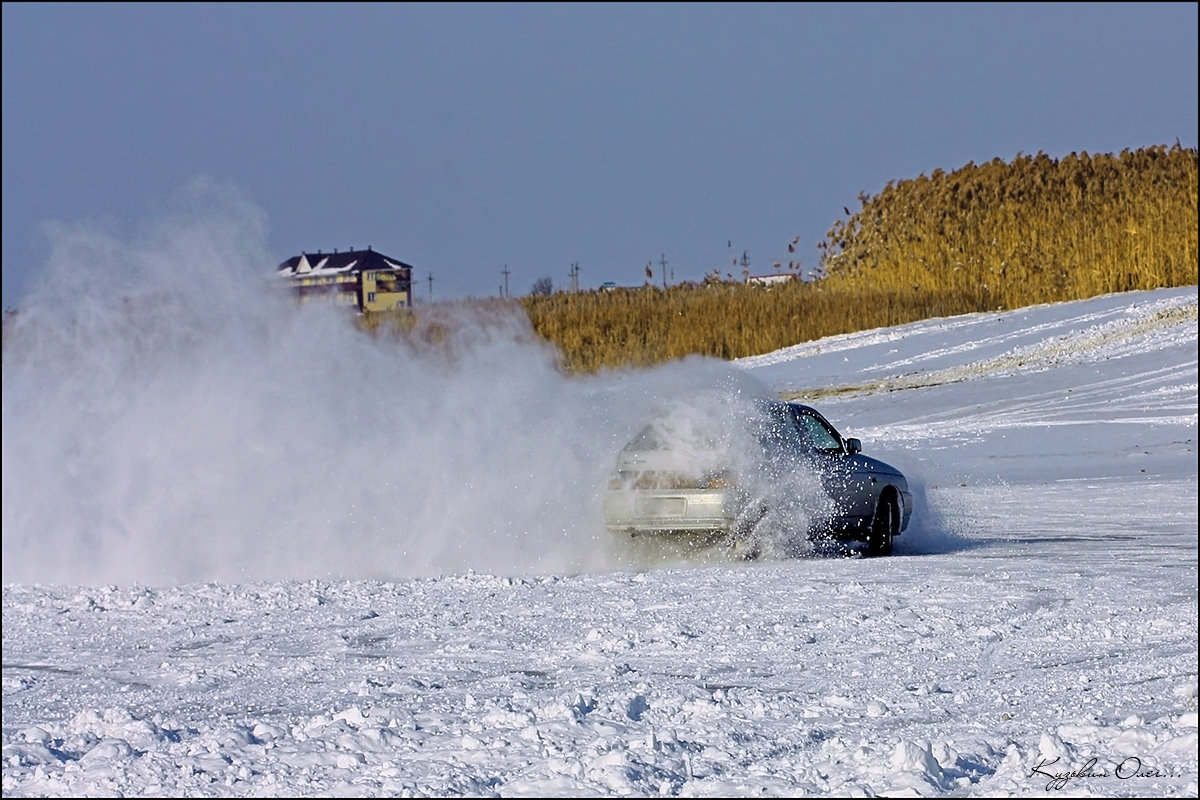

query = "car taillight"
608;471;734;490
702;470;735;489
607;471;704;490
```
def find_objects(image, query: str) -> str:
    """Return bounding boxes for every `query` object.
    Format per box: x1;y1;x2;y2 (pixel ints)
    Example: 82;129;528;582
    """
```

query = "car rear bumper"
603;486;914;540
603;488;740;535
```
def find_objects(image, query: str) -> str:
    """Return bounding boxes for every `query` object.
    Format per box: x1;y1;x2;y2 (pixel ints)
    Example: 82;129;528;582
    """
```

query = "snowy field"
2;222;1197;798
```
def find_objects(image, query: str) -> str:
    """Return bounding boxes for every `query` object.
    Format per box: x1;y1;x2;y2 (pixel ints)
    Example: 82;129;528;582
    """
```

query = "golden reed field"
384;144;1198;373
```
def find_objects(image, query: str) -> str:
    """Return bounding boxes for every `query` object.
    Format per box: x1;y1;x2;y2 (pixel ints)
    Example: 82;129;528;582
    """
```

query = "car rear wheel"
866;495;897;557
726;501;768;560
727;535;761;561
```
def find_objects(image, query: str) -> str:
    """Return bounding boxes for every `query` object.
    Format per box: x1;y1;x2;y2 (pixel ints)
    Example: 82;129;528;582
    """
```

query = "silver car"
603;399;912;558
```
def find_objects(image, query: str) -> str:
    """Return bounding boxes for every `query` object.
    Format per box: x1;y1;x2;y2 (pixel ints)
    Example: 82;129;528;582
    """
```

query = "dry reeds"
369;144;1197;373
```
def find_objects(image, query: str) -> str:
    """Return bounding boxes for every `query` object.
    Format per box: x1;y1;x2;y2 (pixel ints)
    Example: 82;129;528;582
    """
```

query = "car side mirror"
844;437;862;454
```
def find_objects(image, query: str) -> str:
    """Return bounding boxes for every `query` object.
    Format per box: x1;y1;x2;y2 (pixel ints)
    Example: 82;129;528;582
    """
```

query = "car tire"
866;495;897;557
728;523;763;561
727;537;761;561
727;501;767;560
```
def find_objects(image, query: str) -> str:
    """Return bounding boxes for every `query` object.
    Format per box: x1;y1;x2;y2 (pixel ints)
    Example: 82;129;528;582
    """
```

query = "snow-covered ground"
3;233;1197;797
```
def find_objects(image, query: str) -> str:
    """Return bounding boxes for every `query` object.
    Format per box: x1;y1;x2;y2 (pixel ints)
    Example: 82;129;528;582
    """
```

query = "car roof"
774;400;822;417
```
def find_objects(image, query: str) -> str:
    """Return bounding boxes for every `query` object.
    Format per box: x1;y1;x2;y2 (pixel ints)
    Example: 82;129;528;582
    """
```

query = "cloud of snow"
2;178;778;586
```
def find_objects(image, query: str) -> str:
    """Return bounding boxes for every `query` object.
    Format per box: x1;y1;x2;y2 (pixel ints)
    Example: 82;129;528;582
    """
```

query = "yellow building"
276;247;413;312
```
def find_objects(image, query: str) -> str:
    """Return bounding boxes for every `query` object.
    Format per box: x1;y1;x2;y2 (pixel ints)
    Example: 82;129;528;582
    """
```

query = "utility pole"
659;253;668;289
501;264;510;298
569;262;580;292
427;272;434;302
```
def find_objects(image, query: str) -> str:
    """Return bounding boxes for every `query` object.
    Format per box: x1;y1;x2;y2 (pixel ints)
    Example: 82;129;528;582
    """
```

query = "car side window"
759;404;802;451
791;408;845;455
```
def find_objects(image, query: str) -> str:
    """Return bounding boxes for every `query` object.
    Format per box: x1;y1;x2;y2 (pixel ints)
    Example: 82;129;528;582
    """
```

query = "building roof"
276;247;415;278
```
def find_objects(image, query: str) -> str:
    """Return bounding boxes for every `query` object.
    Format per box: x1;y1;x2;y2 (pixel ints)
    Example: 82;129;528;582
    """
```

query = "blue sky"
3;2;1196;309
